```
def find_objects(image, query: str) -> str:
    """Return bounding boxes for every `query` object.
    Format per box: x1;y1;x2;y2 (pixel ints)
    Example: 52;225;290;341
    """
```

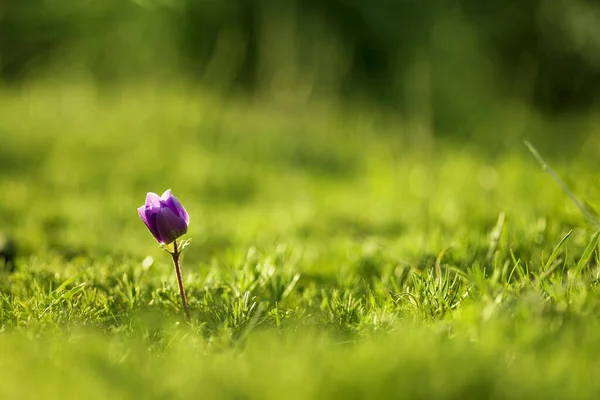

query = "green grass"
2;80;600;399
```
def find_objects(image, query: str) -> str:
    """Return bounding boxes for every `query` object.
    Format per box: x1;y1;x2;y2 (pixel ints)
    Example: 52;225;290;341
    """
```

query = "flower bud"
138;189;189;245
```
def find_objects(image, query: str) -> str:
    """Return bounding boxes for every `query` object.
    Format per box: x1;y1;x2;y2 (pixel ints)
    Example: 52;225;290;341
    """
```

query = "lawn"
1;80;600;399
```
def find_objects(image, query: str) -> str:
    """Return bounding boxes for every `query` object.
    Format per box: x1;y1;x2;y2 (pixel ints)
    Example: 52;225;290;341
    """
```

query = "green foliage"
1;81;600;398
2;0;600;120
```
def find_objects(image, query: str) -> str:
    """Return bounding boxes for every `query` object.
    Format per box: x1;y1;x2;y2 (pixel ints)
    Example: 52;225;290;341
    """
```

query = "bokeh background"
2;0;600;264
3;5;600;398
2;0;600;147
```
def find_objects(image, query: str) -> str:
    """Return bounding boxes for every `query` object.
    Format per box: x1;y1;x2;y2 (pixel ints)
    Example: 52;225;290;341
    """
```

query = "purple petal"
138;204;163;244
137;205;149;226
161;190;190;225
155;207;188;245
145;192;161;208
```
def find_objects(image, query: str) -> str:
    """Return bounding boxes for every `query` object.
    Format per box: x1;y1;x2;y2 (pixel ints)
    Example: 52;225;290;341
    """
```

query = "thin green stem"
172;239;190;320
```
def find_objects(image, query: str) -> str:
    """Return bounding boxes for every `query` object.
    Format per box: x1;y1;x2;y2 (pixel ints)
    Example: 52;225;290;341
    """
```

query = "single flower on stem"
138;189;191;320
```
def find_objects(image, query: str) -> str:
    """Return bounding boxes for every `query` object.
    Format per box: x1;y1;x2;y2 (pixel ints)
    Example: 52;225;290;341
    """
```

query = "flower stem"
172;239;190;321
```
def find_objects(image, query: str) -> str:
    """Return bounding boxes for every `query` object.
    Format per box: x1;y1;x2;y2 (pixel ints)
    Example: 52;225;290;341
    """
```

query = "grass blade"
524;140;600;230
539;229;573;280
574;230;600;276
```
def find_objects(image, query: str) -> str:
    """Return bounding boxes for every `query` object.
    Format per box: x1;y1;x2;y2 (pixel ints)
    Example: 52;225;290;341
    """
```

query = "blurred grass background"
2;1;600;399
2;0;600;145
1;0;600;260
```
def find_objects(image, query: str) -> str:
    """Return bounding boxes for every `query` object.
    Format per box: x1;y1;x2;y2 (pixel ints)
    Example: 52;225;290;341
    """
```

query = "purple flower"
138;189;189;245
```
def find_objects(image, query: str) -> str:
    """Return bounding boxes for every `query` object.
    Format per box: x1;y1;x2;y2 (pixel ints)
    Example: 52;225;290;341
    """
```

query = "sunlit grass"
1;80;600;398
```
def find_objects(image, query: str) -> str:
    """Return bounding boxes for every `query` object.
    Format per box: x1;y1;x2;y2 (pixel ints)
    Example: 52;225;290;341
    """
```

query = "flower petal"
145;192;161;208
137;205;149;226
160;189;172;200
155;207;188;245
161;190;190;225
138;205;163;244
